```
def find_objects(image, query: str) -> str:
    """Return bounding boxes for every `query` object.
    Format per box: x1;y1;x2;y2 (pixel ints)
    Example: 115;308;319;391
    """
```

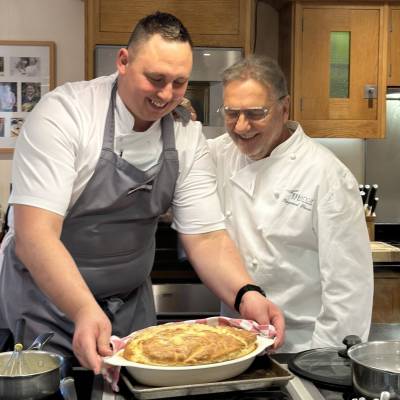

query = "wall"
316;138;365;183
0;0;85;219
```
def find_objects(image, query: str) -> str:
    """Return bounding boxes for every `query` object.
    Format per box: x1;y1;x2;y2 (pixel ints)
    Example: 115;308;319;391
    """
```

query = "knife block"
366;215;375;241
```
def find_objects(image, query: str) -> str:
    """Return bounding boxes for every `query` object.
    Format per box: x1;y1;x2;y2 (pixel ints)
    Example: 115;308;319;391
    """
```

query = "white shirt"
7;73;225;235
208;121;374;352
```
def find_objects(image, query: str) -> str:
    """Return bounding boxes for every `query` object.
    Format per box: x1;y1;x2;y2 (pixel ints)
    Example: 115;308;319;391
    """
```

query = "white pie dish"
103;335;274;387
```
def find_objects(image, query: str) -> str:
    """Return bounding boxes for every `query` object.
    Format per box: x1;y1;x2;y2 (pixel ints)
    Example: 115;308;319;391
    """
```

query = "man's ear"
116;48;129;74
282;95;291;120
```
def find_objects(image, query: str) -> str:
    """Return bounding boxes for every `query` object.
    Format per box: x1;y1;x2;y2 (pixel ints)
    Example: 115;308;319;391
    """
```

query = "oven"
150;221;221;323
152;283;219;323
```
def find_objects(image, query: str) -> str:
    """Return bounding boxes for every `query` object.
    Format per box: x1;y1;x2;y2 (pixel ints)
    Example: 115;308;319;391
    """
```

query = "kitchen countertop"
371;241;400;262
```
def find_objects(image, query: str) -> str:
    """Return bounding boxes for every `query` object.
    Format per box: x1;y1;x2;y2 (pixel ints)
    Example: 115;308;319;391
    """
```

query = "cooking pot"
288;335;400;399
0;349;64;400
348;340;400;399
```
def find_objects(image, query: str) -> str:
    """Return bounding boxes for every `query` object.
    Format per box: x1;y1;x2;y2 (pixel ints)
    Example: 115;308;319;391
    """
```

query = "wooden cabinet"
373;270;400;323
388;6;400;85
279;2;388;138
85;0;254;79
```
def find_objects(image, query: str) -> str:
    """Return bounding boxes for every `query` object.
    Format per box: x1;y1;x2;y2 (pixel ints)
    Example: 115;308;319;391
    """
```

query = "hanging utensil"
27;332;55;351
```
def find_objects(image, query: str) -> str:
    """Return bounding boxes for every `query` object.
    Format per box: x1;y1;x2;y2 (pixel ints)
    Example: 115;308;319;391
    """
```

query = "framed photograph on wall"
0;41;56;152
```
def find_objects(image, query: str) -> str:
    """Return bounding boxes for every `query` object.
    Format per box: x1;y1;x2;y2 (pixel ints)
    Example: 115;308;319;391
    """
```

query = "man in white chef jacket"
208;55;374;352
0;14;284;374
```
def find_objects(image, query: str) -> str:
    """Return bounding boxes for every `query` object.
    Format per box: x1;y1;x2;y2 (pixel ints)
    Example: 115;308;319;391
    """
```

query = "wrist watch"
234;284;266;312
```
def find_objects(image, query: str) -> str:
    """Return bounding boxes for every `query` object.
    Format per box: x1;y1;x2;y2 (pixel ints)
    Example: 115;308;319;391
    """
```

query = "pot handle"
60;377;78;400
338;335;362;358
13;318;26;349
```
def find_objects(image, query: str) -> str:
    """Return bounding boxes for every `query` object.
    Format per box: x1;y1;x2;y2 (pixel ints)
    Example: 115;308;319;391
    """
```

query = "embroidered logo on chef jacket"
283;189;314;211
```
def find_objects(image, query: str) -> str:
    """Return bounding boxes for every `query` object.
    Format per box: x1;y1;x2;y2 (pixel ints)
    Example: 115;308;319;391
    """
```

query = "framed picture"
185;82;210;126
0;41;56;152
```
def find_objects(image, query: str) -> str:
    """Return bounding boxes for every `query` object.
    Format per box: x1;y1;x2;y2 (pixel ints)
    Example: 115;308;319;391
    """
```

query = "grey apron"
0;82;185;355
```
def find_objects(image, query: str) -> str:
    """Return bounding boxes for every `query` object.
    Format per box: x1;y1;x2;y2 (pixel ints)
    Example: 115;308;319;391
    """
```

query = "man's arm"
179;229;285;348
312;173;374;348
13;204;112;373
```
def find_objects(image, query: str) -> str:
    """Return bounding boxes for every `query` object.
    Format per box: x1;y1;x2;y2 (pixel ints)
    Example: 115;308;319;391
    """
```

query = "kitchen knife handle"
360;190;366;205
366;184;378;208
363;184;371;205
371;197;379;215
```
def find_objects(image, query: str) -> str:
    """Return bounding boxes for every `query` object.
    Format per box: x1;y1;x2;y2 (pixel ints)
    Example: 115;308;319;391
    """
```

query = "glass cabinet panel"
329;31;350;98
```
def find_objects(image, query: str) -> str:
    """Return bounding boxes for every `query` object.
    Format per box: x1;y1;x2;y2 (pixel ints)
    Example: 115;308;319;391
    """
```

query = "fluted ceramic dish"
104;335;274;386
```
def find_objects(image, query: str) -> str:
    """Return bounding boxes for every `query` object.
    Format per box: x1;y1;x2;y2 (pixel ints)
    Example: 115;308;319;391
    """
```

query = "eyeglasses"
218;96;287;124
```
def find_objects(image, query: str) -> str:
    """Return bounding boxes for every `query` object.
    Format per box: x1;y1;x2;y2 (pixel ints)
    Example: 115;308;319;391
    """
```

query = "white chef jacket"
6;73;225;235
207;121;374;353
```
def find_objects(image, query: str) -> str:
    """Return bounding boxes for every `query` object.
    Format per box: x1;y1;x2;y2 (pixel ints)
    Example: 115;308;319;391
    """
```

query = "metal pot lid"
288;347;352;390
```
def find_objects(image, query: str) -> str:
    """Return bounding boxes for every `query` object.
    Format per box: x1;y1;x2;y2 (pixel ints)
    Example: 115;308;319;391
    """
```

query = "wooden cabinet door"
292;4;387;138
99;0;241;41
372;271;400;323
388;8;400;86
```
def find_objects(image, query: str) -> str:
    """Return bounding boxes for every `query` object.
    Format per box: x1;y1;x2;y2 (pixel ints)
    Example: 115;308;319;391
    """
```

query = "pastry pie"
123;322;258;366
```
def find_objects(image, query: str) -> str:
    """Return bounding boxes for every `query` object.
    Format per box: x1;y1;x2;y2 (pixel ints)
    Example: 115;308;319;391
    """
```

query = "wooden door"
388;8;400;86
291;4;387;138
373;271;400;323
300;8;379;121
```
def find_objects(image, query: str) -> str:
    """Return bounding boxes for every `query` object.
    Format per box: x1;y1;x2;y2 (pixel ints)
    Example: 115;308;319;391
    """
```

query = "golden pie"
123;322;258;366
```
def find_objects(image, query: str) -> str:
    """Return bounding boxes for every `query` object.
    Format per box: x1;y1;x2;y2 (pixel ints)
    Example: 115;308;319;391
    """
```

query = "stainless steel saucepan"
0;329;65;400
347;340;400;399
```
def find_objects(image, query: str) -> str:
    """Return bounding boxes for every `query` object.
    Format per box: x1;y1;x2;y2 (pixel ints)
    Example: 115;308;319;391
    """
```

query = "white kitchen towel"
102;316;276;392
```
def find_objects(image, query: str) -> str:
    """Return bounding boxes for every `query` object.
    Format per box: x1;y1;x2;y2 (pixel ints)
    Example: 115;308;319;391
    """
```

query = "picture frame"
185;82;210;126
0;40;56;153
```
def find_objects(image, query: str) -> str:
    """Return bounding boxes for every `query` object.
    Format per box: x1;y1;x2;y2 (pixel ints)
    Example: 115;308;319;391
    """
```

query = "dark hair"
127;11;193;51
222;55;288;99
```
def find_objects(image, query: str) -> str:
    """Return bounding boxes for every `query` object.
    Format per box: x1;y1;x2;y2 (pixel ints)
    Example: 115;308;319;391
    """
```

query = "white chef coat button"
226;210;232;217
251;258;258;266
274;191;279;199
290;153;296;160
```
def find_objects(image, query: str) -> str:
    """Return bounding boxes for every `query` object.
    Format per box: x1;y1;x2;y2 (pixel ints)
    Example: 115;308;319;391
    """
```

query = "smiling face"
223;79;290;160
116;34;193;131
25;84;35;97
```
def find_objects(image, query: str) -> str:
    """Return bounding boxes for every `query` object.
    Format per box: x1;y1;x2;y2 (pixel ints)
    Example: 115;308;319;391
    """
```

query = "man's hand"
71;305;113;374
238;291;285;349
172;97;197;122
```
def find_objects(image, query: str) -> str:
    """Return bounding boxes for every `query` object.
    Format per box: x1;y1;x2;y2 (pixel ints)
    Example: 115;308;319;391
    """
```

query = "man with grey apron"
0;81;181;353
0;12;285;374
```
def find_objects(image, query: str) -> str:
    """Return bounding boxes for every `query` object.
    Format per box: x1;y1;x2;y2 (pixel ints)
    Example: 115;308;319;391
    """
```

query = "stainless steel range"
93;366;329;400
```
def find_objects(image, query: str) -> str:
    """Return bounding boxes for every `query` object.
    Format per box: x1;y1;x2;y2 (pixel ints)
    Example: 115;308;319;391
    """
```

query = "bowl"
104;335;274;387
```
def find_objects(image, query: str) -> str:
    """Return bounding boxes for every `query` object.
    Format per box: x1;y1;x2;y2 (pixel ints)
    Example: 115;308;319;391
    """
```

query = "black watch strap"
234;284;266;312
